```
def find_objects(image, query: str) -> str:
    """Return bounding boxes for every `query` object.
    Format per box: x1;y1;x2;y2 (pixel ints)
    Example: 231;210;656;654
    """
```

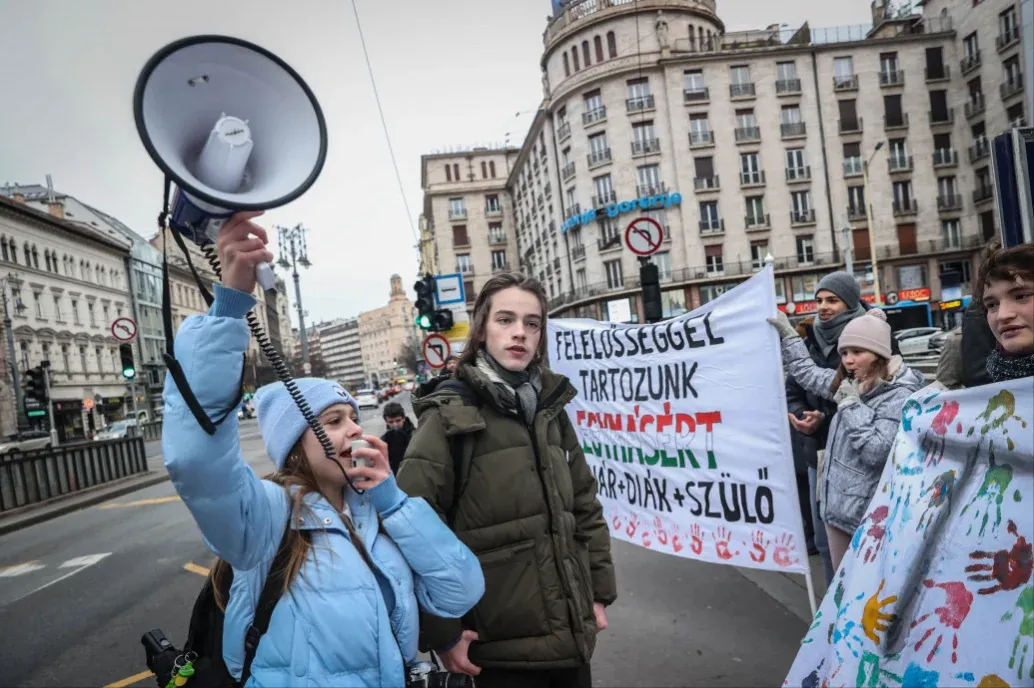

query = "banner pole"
803;568;818;618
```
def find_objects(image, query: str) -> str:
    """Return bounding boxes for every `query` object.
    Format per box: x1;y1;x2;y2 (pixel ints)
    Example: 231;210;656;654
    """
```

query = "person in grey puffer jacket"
770;308;926;571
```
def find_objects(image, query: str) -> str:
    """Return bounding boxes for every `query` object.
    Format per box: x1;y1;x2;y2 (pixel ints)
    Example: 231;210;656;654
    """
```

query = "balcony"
888;154;913;173
626;95;655;113
884;113;909;130
557;121;571;141
582;107;606;126
745;214;771;230
491;261;510;274
929;109;954;126
969;138;990;162
448;208;467;221
734;126;761;143
780;122;807;139
996;26;1020;52
893;199;918;216
591;190;616;207
636;183;666;196
925;65;951;82
561;162;576;181
488;231;508;245
843;158;864;176
694;176;720;191
699;219;725;234
1001;78;1024;101
791;209;816;225
730;82;756;99
632;138;662;156
776;78;802;95
937;194;963;212
740;171;766;187
456;264;474;276
880;70;905;87
786;166;811;182
839;117;863;134
571;244;586;261
587;148;612;169
683;87;710;104
689;131;714;147
965;94;986;119
961;51;981;75
565;203;582;219
833;74;858;91
597;234;621;252
847;205;867;221
485;204;503;217
973;186;994;204
932;148;958;167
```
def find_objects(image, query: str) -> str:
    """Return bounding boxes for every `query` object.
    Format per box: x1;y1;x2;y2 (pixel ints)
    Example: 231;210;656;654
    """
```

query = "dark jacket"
396;363;616;670
381;418;415;474
961;299;995;388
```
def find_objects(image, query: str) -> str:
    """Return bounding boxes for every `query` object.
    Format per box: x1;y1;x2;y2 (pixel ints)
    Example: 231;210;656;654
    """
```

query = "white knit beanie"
838;309;892;359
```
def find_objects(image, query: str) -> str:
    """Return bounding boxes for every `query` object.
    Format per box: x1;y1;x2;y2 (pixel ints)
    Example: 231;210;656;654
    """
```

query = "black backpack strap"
240;525;298;686
435;380;479;525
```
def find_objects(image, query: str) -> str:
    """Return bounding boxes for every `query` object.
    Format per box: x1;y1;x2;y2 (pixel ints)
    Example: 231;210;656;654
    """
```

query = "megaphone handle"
256;262;276;291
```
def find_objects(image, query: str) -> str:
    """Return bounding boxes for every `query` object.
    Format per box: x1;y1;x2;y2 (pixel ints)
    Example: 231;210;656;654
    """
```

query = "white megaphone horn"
133;35;327;290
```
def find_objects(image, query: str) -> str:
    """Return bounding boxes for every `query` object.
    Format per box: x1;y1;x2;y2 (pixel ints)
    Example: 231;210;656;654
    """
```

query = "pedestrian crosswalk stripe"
0;561;45;577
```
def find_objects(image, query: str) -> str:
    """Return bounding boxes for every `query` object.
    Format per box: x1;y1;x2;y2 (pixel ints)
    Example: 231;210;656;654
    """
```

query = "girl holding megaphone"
161;212;485;687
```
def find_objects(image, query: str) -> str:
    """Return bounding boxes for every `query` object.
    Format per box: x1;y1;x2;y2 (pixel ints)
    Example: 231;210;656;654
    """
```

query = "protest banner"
784;378;1033;687
548;268;813;588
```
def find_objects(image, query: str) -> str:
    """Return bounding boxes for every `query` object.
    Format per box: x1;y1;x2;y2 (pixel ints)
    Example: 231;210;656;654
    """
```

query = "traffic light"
22;365;47;403
119;343;136;380
414;273;436;331
433;308;454;332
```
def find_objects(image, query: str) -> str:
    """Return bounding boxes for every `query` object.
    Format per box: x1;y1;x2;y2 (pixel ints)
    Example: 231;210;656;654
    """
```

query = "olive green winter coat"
395;363;617;670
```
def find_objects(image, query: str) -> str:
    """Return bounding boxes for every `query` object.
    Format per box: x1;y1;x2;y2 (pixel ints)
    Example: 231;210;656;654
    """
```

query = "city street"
0;393;807;687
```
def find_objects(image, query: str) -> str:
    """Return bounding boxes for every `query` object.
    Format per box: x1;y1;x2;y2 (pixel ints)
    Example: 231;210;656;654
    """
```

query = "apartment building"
358;275;419;387
313;317;365;390
509;0;1027;324
420;147;520;310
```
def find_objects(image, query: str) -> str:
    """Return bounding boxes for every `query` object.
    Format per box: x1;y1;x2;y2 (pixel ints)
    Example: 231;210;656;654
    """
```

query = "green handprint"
1001;586;1034;680
960;444;1013;538
802;610;823;644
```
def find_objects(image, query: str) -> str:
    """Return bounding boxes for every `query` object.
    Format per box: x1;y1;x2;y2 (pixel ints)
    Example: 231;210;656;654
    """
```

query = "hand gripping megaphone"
133;35;327;290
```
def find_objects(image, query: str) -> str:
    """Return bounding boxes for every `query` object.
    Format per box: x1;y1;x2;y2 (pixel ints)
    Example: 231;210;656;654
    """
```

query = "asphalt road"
0;392;807;687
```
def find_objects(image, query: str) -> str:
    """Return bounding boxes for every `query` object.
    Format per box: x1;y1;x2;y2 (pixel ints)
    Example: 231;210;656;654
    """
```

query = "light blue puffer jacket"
162;285;485;687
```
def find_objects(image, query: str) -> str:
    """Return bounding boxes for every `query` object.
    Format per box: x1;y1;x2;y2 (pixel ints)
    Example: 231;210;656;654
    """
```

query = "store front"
52;399;86;443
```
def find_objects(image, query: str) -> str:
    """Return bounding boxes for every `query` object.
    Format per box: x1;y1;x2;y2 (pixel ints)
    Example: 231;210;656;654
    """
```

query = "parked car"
927;328;956;353
0;430;52;454
354;389;379;410
94;419;138;441
894;327;943;356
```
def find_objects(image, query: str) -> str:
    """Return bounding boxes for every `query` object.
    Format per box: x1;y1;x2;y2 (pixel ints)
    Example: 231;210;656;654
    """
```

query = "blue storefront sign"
562;191;683;234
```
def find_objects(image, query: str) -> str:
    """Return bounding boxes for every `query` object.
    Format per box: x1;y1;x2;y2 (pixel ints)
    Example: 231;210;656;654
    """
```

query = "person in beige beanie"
770;308;926;571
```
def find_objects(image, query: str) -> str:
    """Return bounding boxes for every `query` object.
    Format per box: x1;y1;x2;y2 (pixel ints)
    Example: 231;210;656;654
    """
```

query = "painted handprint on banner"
861;579;897;646
747;530;770;563
653;517;669;547
625;514;641;539
916;469;957;532
966;520;1033;595
773;533;799;568
961;449;1014;538
713;526;739;560
611;513;623;533
1001;585;1034;680
909;580;974;663
690;524;705;555
831;591;868;663
641;528;652;548
852;505;890;564
671;525;685;554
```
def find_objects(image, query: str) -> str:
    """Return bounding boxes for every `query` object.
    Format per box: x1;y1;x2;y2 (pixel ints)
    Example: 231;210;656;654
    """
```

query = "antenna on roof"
45;174;57;203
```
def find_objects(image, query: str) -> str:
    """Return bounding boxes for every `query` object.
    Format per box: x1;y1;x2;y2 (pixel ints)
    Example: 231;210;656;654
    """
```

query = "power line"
349;0;419;245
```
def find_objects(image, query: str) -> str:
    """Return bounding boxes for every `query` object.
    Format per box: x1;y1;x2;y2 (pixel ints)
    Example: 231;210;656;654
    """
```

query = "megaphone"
133;35;327;290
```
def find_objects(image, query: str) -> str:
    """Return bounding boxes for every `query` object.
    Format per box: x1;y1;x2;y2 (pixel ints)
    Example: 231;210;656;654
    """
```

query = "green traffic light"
415;313;432;329
122;367;136;380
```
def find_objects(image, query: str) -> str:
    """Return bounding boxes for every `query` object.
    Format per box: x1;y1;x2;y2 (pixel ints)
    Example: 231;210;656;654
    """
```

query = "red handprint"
690;524;705;555
653;517;669;546
856;505;890;563
773;533;799;568
747;530;770;563
713;526;739;560
642;529;652;547
965;520;1033;594
611;513;623;532
671;525;684;553
625;514;641;538
909;580;974;663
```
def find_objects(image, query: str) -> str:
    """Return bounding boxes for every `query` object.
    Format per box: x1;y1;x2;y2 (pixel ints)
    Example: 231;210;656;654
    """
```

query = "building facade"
420;147;520;310
0;193;136;441
358;275;419;387
507;0;1027;325
313;317;365;390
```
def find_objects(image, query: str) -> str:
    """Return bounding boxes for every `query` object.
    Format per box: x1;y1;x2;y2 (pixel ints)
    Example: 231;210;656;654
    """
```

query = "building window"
604;260;623;289
833;56;855;87
489;161;496;178
61;344;71;372
491;250;508;271
898;265;927;290
445;164;452;182
485;194;501;213
607;31;617;58
480;161;488;178
705;245;724;274
53;295;62;321
700;201;721;232
582;40;591;66
571;46;579;71
654;251;672;281
750;241;769;270
796;236;815;264
594;35;604;62
942;219;962;248
453;225;469;246
19;341;29;370
563;53;570;76
791;274;818;302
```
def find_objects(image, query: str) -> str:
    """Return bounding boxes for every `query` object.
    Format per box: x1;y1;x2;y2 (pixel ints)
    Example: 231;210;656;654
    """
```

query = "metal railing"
626;95;655;112
776;78;802;94
781;122;807;138
0;437;148;513
961;52;981;75
932;148;958;167
730;83;756;98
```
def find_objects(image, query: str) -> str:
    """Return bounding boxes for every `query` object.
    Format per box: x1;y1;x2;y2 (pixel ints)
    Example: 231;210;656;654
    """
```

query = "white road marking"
0;561;46;577
8;552;112;603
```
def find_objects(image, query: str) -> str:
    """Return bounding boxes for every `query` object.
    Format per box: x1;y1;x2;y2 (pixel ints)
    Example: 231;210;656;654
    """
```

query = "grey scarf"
813;304;867;357
475;351;541;425
986;348;1034;383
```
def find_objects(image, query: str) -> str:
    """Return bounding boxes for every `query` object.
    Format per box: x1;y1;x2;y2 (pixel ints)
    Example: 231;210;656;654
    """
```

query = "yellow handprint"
862;579;898;646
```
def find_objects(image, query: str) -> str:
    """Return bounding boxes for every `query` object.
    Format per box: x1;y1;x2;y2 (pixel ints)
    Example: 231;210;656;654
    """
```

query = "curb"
0;472;172;537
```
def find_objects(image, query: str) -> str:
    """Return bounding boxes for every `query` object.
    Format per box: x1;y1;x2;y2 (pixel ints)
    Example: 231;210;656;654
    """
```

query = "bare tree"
397;339;421;374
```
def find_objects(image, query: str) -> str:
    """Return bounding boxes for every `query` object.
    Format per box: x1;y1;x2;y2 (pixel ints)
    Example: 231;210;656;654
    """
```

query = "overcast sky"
0;0;871;326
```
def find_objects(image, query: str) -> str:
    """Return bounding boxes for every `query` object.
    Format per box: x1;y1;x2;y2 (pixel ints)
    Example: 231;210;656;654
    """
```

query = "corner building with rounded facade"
509;0;1028;324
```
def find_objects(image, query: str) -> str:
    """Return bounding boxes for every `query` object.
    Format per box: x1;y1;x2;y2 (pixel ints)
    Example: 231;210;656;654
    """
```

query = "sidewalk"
735;554;827;623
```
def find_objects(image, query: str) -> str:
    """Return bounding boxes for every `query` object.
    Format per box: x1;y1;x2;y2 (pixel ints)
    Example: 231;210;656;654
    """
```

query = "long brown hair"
209;442;379;611
457;272;549;369
830;356;891;396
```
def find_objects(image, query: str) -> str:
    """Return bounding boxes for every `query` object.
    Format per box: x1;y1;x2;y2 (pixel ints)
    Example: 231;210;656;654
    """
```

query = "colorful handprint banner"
548;268;810;574
785;378;1033;687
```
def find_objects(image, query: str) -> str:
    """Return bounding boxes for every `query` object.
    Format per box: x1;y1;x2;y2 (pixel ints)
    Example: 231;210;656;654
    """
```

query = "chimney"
45;174;64;219
8;182;25;203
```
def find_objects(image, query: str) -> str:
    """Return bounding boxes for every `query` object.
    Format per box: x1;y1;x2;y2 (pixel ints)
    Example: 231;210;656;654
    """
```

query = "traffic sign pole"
625;217;665;323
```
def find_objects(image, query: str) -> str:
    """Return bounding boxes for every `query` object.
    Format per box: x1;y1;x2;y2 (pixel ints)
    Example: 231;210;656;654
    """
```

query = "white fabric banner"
548;268;809;574
785;379;1034;687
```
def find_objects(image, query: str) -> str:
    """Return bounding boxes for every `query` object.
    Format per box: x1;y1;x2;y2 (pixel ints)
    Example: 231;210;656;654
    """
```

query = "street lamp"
862;141;886;305
277;224;312;369
1;274;28;431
